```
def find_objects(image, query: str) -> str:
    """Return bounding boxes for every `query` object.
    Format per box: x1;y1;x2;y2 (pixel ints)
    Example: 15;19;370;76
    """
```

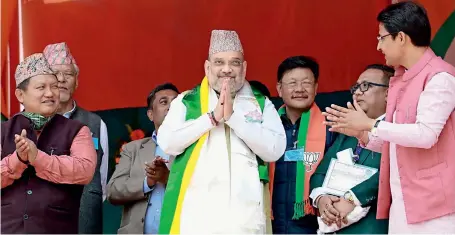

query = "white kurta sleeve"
157;94;215;156
375;72;455;149
225;98;286;162
100;119;109;201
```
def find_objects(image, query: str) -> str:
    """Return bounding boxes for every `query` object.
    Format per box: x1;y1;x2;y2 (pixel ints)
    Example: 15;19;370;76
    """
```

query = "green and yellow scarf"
159;77;268;234
268;104;327;219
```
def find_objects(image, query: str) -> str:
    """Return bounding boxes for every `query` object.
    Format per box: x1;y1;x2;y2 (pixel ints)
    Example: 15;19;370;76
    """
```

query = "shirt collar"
63;100;77;118
152;131;158;144
279;108;307;129
377;114;386;121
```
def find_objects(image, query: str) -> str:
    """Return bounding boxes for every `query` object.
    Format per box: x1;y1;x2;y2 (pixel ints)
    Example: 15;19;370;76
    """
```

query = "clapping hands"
14;129;38;164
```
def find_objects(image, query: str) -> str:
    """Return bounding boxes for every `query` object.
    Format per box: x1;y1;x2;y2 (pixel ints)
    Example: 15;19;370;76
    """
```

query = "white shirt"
157;83;286;233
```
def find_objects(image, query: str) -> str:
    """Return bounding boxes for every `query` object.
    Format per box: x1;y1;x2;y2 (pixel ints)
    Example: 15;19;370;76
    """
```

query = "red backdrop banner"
20;0;389;111
1;0;20;118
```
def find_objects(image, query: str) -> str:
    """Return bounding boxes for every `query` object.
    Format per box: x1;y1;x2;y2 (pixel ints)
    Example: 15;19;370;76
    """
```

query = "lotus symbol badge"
303;152;321;172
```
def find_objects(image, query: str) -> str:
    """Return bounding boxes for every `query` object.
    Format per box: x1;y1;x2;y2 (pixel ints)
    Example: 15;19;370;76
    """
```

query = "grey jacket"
107;138;174;234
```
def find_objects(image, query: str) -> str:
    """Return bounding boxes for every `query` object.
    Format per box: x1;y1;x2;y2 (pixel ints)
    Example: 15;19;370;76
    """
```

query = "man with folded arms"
310;64;393;234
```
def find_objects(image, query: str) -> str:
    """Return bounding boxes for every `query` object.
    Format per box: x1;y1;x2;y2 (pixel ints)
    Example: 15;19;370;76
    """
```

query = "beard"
210;76;244;96
227;79;238;95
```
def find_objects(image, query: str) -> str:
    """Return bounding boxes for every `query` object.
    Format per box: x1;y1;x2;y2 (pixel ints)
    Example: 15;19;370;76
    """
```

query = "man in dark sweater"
0;53;97;233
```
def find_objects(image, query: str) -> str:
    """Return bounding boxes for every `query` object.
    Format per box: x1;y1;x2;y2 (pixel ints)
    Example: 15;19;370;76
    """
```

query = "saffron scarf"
269;104;327;219
159;77;268;234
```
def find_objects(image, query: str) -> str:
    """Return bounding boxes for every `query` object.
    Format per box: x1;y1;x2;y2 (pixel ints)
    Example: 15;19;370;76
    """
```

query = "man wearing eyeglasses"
349;64;391;121
309;64;393;234
43;42;108;234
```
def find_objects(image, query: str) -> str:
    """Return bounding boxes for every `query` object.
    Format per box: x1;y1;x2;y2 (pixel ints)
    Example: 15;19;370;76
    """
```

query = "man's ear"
15;89;24;104
398;31;406;46
147;109;153;122
276;82;282;98
204;60;210;77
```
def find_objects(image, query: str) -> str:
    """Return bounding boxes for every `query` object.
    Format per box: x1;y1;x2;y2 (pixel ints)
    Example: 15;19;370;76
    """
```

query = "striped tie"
353;144;362;163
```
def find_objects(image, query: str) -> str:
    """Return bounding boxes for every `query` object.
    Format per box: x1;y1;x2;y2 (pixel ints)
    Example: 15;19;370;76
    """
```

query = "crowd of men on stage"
2;1;455;234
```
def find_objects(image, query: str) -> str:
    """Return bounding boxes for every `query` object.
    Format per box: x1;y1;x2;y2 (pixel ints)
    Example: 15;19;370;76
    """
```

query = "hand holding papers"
322;148;377;197
322;158;377;197
316;148;377;234
317;206;370;234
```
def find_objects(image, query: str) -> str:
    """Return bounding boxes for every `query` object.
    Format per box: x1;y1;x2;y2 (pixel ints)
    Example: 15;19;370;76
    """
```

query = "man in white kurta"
157;30;286;234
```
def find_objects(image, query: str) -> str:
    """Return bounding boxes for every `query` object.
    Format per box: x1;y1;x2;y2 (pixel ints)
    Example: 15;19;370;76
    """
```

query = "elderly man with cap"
157;30;286;234
0;53;97;234
43;42;108;234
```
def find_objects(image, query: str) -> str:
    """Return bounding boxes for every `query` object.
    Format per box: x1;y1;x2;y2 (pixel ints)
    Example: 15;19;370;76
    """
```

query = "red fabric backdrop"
17;0;388;111
3;1;454;115
1;0;20;117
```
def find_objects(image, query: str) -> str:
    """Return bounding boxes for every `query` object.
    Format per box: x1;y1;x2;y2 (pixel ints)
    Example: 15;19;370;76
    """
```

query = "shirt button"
27;190;32;195
141;218;144;223
23;214;29;220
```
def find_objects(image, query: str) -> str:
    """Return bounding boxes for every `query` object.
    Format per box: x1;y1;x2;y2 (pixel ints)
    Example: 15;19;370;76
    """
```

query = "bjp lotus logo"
303;152;321;172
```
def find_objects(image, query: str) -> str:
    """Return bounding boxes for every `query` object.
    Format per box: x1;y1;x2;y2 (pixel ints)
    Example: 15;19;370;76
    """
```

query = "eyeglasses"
281;80;315;90
377;32;397;42
350;81;388;94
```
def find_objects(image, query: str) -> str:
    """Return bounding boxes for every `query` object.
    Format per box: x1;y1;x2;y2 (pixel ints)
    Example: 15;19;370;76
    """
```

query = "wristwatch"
344;191;355;204
370;119;381;135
